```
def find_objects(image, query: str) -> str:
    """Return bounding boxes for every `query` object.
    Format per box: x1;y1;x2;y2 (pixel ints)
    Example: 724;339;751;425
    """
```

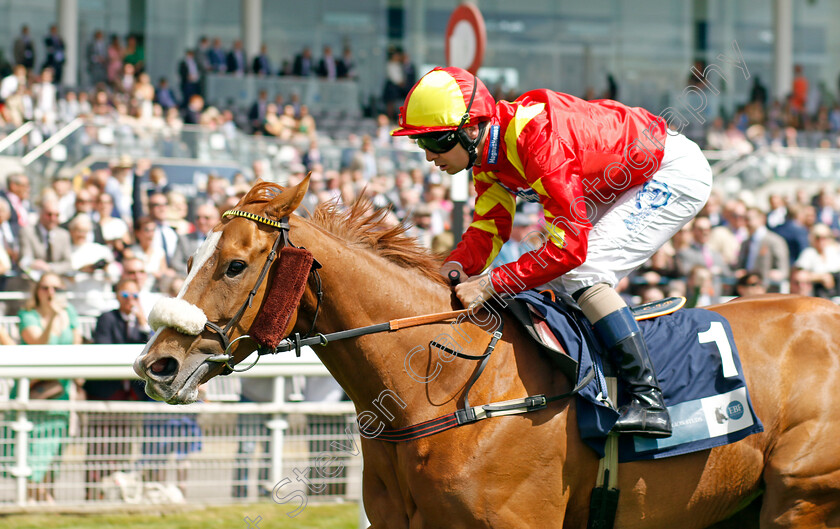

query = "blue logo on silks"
486;124;500;165
635;180;671;210
727;401;745;420
624;180;672;232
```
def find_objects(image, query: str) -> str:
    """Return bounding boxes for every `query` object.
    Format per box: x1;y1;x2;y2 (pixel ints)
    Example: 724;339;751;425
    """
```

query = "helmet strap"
458;121;488;171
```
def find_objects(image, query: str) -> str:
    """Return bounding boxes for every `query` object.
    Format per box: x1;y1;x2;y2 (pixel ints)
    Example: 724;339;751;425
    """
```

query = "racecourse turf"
0;502;358;529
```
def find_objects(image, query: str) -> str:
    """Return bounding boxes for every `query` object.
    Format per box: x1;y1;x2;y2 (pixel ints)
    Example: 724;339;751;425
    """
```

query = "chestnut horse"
134;179;840;528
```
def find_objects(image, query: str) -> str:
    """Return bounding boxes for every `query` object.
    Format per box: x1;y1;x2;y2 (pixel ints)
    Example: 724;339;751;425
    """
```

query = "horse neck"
294;222;482;422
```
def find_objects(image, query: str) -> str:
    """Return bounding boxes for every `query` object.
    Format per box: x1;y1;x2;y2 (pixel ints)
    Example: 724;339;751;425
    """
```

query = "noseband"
203;209;322;373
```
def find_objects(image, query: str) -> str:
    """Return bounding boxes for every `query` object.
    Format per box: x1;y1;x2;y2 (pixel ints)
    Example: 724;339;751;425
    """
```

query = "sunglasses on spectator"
410;130;461;154
150;202;167;207
119;291;139;299
39;284;65;292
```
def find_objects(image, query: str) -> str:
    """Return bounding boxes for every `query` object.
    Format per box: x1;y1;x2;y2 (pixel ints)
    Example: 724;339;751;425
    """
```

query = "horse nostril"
149;357;178;378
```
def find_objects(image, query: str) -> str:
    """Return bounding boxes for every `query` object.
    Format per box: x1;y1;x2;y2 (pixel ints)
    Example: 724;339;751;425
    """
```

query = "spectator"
766;194;788;229
789;268;814;296
337;45;356;79
735;272;767;297
178;50;201;104
106;34;123;86
85;277;151;399
14;273;80;503
401;51;417;96
0;199;18;285
13;25;35;69
91;277;151;348
19;196;73;280
154;76;178;110
171;202;220;274
32;68;58;135
133;72;156;119
208;38;226;73
292;46;314;77
252;44;272;76
94;191;130;258
793;223;840;299
183;94;204;125
195;36;212;80
749;76;768;107
736;207;790;291
317;45;338;80
81;276;150;500
128;217;172;289
146;192;178;265
62;187;102;243
226;40;247;76
1;173;31;239
0;64;27;106
67;213;119;316
123;35;145;72
675;216;732;299
87;29;108;86
118;62;136;95
791;64;809;125
248;90;270;132
165;190;193;235
43;25;66;84
772;203;812;265
383;48;405;120
57;90;81;122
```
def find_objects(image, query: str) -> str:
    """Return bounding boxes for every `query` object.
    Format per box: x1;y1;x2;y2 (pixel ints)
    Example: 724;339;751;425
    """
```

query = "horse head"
133;177;311;404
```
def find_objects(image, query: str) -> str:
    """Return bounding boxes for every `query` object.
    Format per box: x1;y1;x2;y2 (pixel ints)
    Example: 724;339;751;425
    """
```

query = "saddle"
505;291;685;382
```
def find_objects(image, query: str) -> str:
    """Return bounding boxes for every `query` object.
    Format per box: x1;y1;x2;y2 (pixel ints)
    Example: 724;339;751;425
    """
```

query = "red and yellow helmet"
391;67;495;137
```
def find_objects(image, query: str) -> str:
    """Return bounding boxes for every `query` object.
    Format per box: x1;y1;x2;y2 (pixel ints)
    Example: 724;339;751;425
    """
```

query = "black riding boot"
594;307;672;438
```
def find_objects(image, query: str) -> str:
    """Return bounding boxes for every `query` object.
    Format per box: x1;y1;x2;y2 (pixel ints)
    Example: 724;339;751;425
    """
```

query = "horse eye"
226;260;247;278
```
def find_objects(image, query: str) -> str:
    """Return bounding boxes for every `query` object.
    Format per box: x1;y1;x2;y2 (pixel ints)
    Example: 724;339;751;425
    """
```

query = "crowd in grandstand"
2;28;840;381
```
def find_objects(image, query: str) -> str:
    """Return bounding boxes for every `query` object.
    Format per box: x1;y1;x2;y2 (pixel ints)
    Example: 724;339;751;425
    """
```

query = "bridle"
189;208;593;441
203;209;322;373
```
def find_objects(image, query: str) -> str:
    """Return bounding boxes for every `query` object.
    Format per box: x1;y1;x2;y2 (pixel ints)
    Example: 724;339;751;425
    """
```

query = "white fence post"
11;377;32;505
267;376;288;490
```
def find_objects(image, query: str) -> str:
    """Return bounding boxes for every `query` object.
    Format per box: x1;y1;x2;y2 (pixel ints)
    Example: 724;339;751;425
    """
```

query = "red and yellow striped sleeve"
445;170;516;275
490;105;592;293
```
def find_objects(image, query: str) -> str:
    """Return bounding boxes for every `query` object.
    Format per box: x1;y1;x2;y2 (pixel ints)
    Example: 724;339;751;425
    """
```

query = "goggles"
411;130;460;154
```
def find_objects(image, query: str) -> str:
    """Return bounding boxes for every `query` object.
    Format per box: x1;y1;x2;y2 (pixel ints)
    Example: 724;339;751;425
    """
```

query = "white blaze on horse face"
178;230;222;299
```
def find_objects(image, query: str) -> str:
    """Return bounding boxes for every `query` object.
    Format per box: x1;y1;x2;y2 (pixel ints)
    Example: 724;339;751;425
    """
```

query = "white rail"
0;123;35;155
0;344;365;526
20;118;84;166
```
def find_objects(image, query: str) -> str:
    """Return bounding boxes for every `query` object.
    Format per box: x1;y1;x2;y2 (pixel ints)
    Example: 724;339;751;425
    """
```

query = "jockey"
392;67;713;438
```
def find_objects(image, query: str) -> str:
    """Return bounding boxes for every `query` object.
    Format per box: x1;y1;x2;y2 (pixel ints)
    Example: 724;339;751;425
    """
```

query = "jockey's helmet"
391;67;495;169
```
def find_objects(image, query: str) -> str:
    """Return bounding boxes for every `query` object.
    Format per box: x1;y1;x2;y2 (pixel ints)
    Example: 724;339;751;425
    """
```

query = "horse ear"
265;174;311;219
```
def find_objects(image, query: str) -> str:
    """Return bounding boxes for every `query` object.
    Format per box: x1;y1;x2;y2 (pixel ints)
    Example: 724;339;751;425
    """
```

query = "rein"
201;209;592;441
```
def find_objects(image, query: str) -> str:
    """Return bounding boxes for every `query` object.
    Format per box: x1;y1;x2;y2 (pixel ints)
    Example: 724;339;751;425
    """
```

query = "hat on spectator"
811;223;833;240
54;168;74;181
412;204;433;217
111;154;134;169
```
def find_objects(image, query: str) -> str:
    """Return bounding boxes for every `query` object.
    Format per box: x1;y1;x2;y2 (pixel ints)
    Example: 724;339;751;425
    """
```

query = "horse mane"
236;181;448;285
310;198;449;286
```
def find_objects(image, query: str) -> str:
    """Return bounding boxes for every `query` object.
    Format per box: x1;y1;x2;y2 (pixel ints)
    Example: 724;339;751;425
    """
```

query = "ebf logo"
727;401;744;420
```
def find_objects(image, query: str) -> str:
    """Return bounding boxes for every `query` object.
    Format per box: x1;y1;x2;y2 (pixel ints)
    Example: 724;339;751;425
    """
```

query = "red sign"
445;4;486;75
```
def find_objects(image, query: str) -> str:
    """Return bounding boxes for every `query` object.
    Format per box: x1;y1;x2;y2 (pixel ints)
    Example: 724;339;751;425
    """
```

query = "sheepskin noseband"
250;246;314;349
149;297;208;336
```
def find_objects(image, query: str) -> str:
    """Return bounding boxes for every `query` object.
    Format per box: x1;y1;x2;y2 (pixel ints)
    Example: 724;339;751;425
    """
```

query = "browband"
223;209;289;230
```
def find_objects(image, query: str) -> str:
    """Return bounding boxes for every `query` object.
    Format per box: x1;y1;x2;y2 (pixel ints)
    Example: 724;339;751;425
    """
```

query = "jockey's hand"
455;274;496;309
440;261;464;285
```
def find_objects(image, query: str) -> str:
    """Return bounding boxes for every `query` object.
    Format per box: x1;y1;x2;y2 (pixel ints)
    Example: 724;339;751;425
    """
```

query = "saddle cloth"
512;290;764;462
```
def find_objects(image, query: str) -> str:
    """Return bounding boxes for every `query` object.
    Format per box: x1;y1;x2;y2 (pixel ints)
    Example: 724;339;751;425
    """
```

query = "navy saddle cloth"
513;290;764;462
